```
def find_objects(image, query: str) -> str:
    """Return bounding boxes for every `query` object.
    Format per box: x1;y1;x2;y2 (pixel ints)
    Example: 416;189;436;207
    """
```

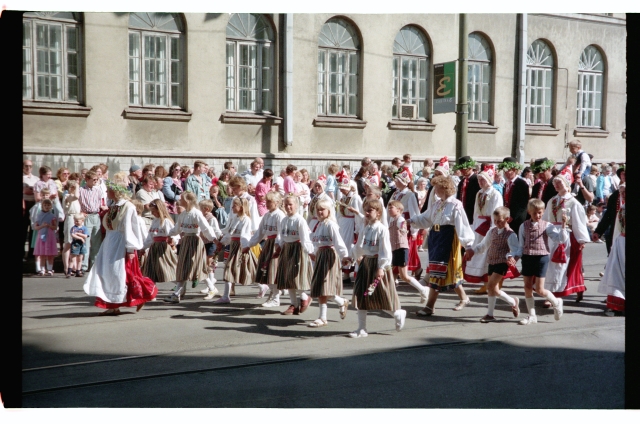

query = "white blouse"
249;208;285;247
202;213;223;243
276;213;314;255
63;193;81;216
409;194;475;249
352;221;392;270
473;186;503;221
310;219;349;259
221;215;253;248
543;193;591;244
227;192;261;233
388;187;420;235
143;217;179;249
169;208;218;241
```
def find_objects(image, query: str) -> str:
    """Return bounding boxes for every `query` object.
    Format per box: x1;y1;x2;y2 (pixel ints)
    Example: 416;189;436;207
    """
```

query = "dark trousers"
23;200;35;258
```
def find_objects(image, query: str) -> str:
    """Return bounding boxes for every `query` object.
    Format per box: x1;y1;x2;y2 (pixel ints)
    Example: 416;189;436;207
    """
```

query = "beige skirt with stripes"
310;247;343;298
224;239;258;285
352;256;400;311
176;234;209;283
255;237;279;285
142;241;178;282
275;241;312;291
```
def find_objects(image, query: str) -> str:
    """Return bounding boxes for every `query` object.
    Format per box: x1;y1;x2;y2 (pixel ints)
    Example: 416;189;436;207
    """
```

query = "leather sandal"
307;318;328;328
339;300;350;320
453;299;470;311
416;306;434;316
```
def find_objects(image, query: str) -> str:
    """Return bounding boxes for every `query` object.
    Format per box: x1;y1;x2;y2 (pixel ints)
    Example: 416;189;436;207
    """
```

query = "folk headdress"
554;167;573;189
497;157;524;172
394;169;411;186
453;155;477;171
434;156;450;176
336;169;352;190
532;157;555;174
315;174;328;190
478;164;495;185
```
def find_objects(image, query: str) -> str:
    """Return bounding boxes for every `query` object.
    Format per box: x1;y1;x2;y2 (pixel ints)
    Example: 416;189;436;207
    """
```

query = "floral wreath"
105;180;130;194
497;161;523;171
532;159;555;174
453;159;477;171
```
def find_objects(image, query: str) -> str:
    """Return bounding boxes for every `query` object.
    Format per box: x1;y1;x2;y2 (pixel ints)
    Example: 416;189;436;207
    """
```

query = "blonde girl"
197;199;224;299
244;191;286;307
142;199;179;283
165;191;220;303
217;197;258;304
62;181;82;277
33;198;62;276
274;195;314;315
308;199;351;327
349;199;406;338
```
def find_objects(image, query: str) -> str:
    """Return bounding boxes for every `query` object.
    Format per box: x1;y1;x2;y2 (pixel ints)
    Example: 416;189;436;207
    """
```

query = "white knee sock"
289;289;299;307
206;277;216;291
498;290;516;306
46;258;54;271
525;296;536;316
300;291;309;301
487;296;497;316
407;276;429;296
173;281;185;297
259;283;268;293
319;303;327;321
209;272;216;284
268;284;278;300
222;282;232;299
544;291;559;307
357;309;367;331
35;260;42;273
330;295;345;306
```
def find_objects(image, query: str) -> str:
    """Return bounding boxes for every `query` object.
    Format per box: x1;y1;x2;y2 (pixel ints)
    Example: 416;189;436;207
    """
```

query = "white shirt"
143;217;179;249
310;219;349;259
276;213;314;255
409;194;475;249
243;170;263;190
169;208;218;241
248;208;285;247
352;221;392;270
221;214;253;248
23;173;39;202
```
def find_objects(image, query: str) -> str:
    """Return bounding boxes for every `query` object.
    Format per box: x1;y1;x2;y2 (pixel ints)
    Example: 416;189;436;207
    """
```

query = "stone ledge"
313;116;367;129
467;122;498;134
220;112;283;125
573;127;610;138
525;125;561;136
23;101;92;118
388;120;436;131
123;107;192;122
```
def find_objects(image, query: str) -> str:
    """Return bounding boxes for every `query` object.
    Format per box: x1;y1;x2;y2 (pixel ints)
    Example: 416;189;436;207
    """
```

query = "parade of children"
24;150;624;335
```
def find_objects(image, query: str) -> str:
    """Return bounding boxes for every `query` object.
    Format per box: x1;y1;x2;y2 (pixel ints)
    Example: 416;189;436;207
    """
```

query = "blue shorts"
204;242;217;257
391;248;409;267
521;254;549;277
487;262;509;276
70;242;87;256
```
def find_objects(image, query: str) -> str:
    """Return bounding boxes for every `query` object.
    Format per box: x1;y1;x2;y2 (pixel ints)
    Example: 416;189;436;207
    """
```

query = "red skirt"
94;253;158;309
607;295;625;312
553;232;586;297
404;212;421;272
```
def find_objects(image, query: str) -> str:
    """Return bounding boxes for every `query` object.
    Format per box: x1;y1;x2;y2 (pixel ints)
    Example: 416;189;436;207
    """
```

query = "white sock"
544;291;559;307
407;276;429;297
223;282;232;299
498;290;516;306
357;309;367;331
300;291;309;301
330;295;345;306
268;284;278;300
46;258;54;271
319;303;327;321
487;296;497;316
35;260;42;273
173;281;185;297
209;272;216;284
206;277;216;291
289;289;299;307
259;283;268;293
525;296;536;316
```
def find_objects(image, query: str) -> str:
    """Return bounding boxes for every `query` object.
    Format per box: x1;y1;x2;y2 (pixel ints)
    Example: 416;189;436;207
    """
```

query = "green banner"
433;61;456;114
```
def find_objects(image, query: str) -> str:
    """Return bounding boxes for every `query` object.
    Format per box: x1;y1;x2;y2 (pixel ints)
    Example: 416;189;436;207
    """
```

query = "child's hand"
376;268;384;280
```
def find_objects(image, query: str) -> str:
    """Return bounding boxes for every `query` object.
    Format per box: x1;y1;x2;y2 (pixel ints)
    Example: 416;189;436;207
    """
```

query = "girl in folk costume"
216;197;258;304
335;170;364;283
414;177;429;252
349;199;407;338
164;192;221;304
597;183;625;316
388;170;423;280
83;181;158;315
198;199;224;299
463;165;512;288
141;199;179;284
308;199;351;327
244;191;286;307
275;195;315;316
406;175;474;316
228;176;261;233
307;175;334;231
543;168;591;303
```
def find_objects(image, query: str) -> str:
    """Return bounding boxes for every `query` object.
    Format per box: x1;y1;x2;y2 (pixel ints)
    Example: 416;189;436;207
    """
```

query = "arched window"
576;45;605;128
225;13;274;113
317;18;360;116
467;33;492;123
23;12;82;103
526;40;554;125
128;13;184;108
392;26;430;120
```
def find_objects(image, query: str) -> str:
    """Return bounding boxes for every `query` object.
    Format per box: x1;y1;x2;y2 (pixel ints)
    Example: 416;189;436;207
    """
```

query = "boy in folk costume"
453;156;481;225
509;199;569;325
388;170;423;280
335;170;364;283
498;157;530;237
463;165;512;291
531;158;558;206
464;207;521;323
597;183;625;316
543;168;591;304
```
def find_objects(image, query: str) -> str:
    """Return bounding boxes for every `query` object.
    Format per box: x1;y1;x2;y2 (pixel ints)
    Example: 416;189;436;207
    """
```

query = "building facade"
22;12;626;176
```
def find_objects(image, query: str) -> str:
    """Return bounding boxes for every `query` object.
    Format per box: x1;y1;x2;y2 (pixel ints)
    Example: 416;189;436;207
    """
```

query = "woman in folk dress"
597;183;625;316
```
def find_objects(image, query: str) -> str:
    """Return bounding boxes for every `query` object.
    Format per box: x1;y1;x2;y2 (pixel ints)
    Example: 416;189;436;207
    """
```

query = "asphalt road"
17;242;625;409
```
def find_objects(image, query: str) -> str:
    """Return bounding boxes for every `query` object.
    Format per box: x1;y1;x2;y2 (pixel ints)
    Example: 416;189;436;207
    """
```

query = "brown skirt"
352;256;400;311
310;247;343;298
224;239;258;285
142;241;178;283
175;234;209;283
275;241;312;291
255;237;279;285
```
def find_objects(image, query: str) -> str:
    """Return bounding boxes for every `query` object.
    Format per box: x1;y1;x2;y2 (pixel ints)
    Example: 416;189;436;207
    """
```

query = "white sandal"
308;318;328;328
453;299;470;311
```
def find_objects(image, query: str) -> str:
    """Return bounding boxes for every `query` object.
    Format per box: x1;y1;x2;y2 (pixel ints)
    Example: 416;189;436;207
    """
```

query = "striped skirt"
427;227;464;292
224;239;258;285
352;256;400;311
275;241;312;291
175;234;209;283
255;236;279;285
142;241;178;283
310;247;343;298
